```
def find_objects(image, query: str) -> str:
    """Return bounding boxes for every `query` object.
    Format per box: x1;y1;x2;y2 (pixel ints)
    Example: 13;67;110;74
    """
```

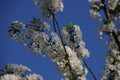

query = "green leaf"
117;29;120;35
30;17;37;24
65;23;75;31
8;29;14;32
5;64;10;72
102;19;110;24
91;5;100;10
10;23;15;28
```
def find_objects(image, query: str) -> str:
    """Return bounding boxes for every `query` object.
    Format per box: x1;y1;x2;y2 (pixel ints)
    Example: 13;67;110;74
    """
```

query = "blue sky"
0;0;108;80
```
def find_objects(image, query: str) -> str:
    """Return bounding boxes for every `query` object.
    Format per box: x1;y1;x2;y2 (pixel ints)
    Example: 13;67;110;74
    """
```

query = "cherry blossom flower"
32;0;64;18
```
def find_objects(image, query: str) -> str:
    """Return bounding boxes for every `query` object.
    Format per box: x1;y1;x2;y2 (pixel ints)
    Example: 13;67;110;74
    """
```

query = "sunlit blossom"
33;0;64;18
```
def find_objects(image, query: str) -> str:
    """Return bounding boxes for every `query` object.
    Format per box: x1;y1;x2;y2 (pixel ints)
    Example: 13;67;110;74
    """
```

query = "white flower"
61;77;69;80
33;0;64;18
0;74;20;80
101;76;107;80
62;29;69;45
32;0;39;5
108;22;115;31
8;34;18;40
32;48;38;54
51;32;62;45
98;22;115;38
62;29;69;37
102;37;120;79
26;25;36;37
65;46;87;78
24;44;32;50
90;9;101;19
17;33;26;42
12;21;25;30
108;0;118;10
74;25;82;41
88;0;100;3
26;73;43;80
10;64;31;74
42;21;50;30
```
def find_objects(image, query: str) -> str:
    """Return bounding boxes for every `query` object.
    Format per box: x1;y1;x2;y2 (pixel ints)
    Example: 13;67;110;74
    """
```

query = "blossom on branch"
0;74;21;80
0;64;43;80
89;0;120;79
101;37;120;80
8;19;90;79
108;0;119;10
32;0;64;18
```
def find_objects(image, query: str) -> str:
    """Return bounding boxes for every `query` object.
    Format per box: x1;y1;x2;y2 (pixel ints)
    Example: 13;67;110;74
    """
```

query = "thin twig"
83;59;97;80
52;14;57;33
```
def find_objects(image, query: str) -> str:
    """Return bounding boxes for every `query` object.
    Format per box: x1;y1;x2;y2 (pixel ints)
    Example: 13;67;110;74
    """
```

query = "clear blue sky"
0;0;108;80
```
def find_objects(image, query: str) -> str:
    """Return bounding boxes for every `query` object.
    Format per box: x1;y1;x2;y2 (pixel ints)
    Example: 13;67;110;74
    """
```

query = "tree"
1;0;120;80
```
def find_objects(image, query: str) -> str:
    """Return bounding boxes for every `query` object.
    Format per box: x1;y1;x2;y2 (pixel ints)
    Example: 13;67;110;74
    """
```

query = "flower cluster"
89;0;120;20
98;21;115;39
0;74;21;80
25;73;43;80
10;64;31;74
8;19;89;79
0;64;43;80
7;0;90;79
88;0;101;19
101;37;120;80
108;0;119;10
62;24;89;58
88;0;100;3
89;9;101;19
89;0;120;80
64;46;88;80
32;0;64;18
61;24;89;79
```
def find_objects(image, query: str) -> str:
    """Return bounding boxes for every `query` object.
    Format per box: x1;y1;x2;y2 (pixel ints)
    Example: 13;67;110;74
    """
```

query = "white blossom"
90;9;101;19
66;46;83;73
25;73;43;80
8;20;89;79
101;38;120;79
0;64;44;80
0;74;20;80
98;22;115;38
12;21;25;30
88;0;100;3
26;25;36;37
65;46;88;79
17;33;26;42
32;0;39;5
8;34;18;40
74;25;82;41
108;0;119;10
62;29;69;44
33;0;64;18
10;64;31;74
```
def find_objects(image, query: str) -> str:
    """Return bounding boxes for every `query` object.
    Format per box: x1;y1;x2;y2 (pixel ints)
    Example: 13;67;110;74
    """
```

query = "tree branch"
83;59;97;80
101;0;120;50
52;14;57;33
52;14;77;80
53;14;97;80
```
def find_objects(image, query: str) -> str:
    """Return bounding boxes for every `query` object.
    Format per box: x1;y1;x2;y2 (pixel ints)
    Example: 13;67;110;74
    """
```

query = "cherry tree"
1;0;120;80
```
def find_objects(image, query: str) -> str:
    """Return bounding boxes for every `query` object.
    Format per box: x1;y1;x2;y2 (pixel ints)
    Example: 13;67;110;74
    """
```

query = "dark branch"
83;59;97;80
101;0;120;50
52;14;57;33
